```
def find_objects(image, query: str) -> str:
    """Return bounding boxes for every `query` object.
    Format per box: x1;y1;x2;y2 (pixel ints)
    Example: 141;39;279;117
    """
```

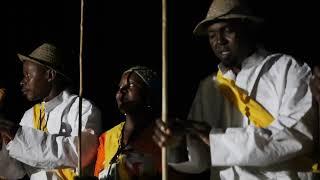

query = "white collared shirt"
1;90;101;180
170;49;314;179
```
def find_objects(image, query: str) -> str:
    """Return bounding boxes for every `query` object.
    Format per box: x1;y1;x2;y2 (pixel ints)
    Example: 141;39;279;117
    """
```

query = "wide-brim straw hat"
193;0;263;36
17;43;70;80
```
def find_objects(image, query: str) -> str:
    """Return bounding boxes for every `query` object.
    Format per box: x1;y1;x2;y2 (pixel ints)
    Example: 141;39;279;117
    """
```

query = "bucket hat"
17;43;69;79
193;0;263;35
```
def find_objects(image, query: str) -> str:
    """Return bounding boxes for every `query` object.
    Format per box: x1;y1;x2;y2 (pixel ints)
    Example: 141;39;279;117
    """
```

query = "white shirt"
0;90;101;180
170;49;314;180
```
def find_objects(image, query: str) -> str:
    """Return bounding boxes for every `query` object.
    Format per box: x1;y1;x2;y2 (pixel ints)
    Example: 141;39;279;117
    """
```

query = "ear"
46;69;57;82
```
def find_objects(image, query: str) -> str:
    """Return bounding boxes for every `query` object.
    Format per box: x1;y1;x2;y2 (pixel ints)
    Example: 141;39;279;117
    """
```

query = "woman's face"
116;72;148;114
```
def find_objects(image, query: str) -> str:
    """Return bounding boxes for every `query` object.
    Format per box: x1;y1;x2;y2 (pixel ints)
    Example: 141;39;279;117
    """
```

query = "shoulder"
106;122;125;134
19;105;35;126
63;90;101;113
263;53;312;86
100;122;125;144
199;73;217;87
99;131;108;143
265;53;311;73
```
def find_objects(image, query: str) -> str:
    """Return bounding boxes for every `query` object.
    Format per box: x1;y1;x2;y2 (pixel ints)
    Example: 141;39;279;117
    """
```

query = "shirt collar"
218;48;270;79
43;90;67;112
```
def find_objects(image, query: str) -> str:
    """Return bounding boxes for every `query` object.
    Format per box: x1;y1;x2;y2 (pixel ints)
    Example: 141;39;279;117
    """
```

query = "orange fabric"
94;132;107;177
94;123;161;178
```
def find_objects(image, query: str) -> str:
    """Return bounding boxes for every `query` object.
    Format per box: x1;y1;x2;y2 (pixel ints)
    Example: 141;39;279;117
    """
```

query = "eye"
208;32;216;39
223;26;235;36
24;73;30;79
129;83;135;88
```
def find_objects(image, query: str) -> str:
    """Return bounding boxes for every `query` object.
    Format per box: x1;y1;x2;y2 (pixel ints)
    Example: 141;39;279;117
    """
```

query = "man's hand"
81;130;99;169
0;120;19;144
153;118;211;148
152;118;186;148
185;120;211;146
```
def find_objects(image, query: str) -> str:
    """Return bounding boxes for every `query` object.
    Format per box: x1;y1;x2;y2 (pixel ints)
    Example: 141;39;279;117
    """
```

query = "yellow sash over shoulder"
103;122;130;180
33;103;75;180
216;70;274;128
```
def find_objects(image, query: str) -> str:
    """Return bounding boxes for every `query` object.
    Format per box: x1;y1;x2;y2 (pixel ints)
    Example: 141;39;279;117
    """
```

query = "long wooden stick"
315;100;320;173
77;0;84;176
161;0;168;178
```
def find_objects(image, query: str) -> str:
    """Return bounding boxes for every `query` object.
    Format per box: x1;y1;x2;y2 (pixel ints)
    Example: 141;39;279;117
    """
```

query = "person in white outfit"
0;42;101;179
153;0;315;179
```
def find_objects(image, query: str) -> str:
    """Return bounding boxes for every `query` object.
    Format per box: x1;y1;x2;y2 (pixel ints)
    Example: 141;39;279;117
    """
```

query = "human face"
116;72;148;114
20;61;51;101
207;20;253;68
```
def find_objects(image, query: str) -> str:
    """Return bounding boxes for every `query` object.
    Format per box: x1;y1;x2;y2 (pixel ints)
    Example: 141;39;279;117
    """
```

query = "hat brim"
193;14;264;36
17;53;71;81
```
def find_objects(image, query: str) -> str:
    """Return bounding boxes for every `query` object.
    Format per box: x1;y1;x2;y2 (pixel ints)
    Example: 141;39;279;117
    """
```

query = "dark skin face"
153;21;258;149
116;72;149;115
0;61;60;146
2;61;51;145
207;20;255;70
116;71;153;145
20;61;52;102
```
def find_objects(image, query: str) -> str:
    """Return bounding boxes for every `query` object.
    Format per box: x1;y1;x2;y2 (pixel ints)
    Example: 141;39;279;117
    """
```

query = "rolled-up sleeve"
7;126;79;169
7;95;102;170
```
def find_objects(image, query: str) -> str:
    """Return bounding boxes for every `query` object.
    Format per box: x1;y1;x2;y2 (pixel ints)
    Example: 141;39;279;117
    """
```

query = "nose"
118;84;129;93
116;85;127;98
20;79;24;86
216;32;227;45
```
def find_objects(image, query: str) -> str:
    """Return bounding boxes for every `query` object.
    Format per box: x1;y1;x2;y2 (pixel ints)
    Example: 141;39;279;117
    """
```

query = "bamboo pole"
77;0;84;176
161;0;168;178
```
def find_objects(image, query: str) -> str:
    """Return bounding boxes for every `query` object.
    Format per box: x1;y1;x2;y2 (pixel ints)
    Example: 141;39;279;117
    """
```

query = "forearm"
169;135;211;174
7;126;79;169
210;125;312;167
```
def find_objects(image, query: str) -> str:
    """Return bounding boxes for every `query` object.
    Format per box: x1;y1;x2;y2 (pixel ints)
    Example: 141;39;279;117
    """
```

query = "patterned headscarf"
124;66;160;90
124;66;161;113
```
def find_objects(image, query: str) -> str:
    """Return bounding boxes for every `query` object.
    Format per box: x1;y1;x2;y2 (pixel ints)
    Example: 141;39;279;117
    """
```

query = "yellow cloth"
313;163;320;173
33;103;75;180
216;70;274;128
103;122;130;180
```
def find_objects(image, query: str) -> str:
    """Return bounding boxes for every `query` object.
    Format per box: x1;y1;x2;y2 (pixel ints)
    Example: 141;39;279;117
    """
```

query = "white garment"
0;90;101;180
170;49;314;179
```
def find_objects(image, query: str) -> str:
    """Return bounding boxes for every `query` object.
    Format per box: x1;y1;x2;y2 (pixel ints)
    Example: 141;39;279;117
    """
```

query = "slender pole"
315;100;320;174
77;0;84;176
161;0;168;178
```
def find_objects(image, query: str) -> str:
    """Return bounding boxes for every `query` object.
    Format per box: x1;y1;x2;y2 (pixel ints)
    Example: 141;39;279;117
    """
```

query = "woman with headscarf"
94;66;161;180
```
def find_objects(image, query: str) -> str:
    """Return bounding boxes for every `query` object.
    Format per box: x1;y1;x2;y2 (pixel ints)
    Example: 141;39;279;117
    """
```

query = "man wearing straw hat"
0;42;101;179
154;0;315;179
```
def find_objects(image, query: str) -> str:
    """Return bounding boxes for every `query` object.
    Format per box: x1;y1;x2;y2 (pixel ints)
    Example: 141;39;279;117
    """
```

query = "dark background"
4;0;318;131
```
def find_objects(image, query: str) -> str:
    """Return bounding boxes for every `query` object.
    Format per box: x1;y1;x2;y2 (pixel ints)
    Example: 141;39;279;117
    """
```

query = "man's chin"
24;95;38;102
221;60;234;68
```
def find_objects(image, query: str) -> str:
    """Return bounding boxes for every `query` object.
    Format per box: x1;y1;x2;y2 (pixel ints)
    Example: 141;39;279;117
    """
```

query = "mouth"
21;89;29;95
221;51;230;55
217;50;231;58
215;47;231;56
